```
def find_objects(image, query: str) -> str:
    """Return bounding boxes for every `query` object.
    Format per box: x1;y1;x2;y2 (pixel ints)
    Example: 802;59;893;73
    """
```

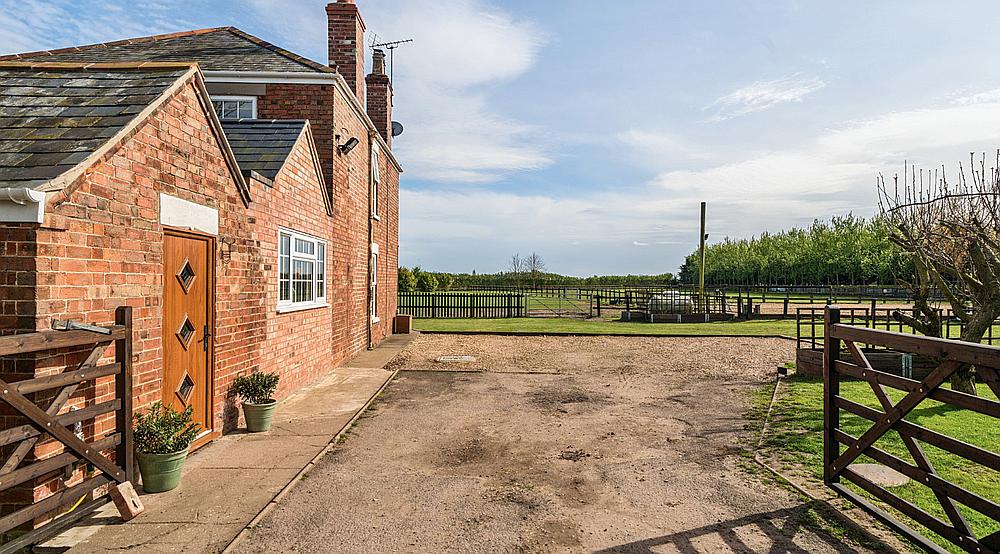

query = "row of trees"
399;251;676;292
398;266;455;293
678;215;911;286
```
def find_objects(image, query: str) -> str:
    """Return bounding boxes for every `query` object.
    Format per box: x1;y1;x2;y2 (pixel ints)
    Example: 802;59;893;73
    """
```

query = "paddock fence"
397;292;527;319
795;306;999;379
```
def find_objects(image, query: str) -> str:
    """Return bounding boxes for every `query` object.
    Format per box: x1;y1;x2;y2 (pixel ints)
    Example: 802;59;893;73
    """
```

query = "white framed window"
212;96;257;119
370;243;379;323
278;228;327;312
371;143;380;220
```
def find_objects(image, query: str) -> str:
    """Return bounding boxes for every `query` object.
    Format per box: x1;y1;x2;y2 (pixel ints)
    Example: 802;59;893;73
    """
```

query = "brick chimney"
326;0;366;102
365;49;393;146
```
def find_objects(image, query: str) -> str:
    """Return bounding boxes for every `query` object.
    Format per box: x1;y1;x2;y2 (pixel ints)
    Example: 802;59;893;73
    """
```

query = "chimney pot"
372;49;386;76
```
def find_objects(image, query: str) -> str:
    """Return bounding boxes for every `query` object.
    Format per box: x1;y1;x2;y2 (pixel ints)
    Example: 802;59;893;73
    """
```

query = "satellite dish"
391;121;404;137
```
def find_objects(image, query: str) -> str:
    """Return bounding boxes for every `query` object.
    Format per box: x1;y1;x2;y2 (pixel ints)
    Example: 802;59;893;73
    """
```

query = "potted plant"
232;372;280;432
133;402;201;493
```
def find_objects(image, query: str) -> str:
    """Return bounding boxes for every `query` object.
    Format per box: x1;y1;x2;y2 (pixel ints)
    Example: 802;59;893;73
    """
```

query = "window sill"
371;316;381;325
277;302;329;314
372;214;380;222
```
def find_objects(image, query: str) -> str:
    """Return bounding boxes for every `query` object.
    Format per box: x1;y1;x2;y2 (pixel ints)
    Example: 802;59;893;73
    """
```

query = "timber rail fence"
0;306;133;553
397;292;527;319
822;306;1000;553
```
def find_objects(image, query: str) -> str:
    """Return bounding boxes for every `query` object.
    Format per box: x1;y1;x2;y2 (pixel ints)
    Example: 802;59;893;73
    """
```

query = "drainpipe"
366;130;376;350
0;187;46;223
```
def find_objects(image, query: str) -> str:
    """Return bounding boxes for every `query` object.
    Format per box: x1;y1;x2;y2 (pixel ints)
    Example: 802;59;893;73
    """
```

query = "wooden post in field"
698;201;707;313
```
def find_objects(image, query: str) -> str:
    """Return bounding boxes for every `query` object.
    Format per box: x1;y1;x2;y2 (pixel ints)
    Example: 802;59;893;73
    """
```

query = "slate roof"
221;120;306;181
0;64;188;189
0;28;334;75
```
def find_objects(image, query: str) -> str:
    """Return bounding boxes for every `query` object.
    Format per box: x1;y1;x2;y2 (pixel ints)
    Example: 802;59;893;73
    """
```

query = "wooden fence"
798;306;999;349
397;292;526;319
823;307;1000;553
0;306;133;553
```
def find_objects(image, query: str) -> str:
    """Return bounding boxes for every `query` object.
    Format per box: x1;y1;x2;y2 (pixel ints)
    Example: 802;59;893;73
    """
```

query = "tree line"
677;215;911;286
398;252;676;292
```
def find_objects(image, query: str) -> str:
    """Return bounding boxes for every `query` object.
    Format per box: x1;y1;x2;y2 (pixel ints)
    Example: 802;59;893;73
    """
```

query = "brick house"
0;0;400;511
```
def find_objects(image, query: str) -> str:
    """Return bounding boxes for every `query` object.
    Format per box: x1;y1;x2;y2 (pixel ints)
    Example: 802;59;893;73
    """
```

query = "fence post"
596;294;602;318
115;305;135;484
823;306;841;485
625;291;631;321
431;294;437;319
783;297;789;317
869;298;877;328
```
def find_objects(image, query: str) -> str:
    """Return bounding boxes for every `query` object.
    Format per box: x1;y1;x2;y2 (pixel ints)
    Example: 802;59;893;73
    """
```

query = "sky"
6;1;1000;276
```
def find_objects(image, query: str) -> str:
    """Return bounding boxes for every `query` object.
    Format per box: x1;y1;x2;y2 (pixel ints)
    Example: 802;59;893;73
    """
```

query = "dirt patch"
239;335;886;553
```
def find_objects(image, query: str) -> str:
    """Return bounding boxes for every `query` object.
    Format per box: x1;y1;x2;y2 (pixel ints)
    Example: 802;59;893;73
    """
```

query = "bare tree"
507;253;524;287
878;153;1000;395
525;252;546;287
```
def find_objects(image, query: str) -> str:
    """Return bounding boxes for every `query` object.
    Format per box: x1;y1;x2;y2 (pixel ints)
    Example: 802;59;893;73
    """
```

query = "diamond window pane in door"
176;259;196;293
176;371;195;404
176;316;195;350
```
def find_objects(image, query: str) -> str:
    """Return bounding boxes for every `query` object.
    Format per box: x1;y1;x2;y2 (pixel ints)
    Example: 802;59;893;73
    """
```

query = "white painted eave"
203;70;337;85
0;187;46;223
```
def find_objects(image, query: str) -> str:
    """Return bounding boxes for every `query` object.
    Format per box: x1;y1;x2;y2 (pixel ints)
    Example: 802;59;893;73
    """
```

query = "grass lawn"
762;375;1000;552
413;317;796;336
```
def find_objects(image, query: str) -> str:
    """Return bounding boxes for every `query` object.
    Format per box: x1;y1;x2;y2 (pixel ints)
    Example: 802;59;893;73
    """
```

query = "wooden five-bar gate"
823;306;1000;553
0;306;133;552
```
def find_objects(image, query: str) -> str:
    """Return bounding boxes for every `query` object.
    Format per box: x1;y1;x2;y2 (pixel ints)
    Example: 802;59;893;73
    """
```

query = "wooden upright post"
114;306;134;484
698;201;707;313
823;306;841;484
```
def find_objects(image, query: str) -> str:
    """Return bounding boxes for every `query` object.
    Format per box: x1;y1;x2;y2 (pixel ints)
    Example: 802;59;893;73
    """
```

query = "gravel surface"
237;335;881;553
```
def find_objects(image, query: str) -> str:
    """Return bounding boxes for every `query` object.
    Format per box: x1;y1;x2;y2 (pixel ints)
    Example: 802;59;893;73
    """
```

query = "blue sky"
6;1;1000;276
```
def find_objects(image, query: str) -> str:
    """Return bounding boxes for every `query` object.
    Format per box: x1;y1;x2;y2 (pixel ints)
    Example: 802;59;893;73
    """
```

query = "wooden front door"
162;229;214;443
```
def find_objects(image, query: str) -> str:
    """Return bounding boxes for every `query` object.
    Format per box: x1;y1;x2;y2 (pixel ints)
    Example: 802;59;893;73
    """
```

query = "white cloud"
244;0;550;184
401;91;1000;274
706;74;826;121
0;0;196;55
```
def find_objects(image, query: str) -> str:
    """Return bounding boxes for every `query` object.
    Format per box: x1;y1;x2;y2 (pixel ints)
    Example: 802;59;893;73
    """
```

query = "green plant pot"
137;449;189;493
242;400;278;432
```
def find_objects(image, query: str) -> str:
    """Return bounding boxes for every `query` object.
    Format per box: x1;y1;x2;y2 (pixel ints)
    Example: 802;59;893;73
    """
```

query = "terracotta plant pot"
137;448;189;493
242;400;278;432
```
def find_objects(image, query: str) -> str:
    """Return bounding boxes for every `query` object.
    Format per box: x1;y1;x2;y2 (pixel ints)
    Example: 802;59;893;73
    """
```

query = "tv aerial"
370;35;413;82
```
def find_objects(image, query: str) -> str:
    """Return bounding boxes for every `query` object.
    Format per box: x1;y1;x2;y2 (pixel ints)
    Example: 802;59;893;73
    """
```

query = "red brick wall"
372;139;399;342
28;79;261;430
248;128;336;400
0;225;36;335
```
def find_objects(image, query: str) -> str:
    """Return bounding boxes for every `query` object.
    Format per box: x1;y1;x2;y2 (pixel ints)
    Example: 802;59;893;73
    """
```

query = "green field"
413;317;796;336
760;375;1000;552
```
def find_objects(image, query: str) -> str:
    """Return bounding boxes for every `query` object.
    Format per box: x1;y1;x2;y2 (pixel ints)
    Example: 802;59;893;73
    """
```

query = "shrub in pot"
133;402;201;493
232;372;280;432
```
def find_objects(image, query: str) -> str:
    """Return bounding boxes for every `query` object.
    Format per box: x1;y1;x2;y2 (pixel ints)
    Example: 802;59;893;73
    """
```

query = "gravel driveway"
236;335;881;553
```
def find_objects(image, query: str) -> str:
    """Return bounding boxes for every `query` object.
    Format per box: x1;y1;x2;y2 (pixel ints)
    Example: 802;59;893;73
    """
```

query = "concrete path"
39;334;413;553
